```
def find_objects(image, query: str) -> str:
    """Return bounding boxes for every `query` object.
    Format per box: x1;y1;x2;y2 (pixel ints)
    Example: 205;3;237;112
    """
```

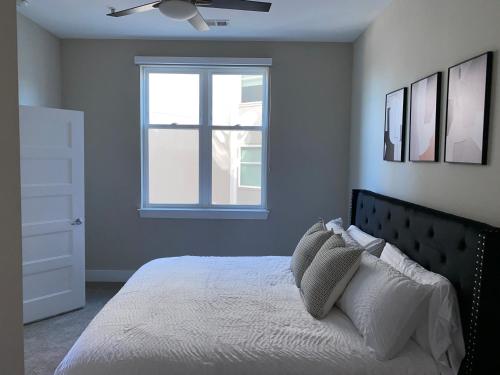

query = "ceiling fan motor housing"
159;0;198;21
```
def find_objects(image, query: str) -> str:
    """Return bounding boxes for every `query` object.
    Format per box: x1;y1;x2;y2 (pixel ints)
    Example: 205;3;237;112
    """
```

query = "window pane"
241;147;262;163
148;73;199;125
212;131;262;205
240;164;261;188
148;129;199;204
212;74;264;126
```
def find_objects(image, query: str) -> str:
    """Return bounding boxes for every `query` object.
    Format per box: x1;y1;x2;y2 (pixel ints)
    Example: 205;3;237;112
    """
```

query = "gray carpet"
24;283;123;375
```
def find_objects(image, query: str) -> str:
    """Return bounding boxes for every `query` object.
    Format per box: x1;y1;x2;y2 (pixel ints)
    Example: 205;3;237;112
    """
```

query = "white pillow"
381;243;465;374
337;251;431;360
326;218;361;248
325;217;344;230
347;225;385;257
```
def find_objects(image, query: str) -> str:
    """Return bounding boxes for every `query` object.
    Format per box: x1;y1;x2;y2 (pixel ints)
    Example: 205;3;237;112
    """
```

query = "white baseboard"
86;269;135;282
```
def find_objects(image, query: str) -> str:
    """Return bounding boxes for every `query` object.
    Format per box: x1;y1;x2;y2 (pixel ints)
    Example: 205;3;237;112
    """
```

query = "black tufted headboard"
350;190;500;375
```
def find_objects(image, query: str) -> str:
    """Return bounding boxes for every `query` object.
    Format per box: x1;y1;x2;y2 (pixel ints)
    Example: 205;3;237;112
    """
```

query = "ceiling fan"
107;0;272;32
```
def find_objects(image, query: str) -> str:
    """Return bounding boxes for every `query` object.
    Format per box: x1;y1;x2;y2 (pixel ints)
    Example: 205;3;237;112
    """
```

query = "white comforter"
56;256;438;375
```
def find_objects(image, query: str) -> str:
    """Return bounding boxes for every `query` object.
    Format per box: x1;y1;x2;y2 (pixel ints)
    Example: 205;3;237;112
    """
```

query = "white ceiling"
18;0;391;42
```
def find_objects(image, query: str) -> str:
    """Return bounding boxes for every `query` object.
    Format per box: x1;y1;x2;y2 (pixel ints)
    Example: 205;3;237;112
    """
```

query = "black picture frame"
409;72;442;162
444;51;493;165
383;87;407;162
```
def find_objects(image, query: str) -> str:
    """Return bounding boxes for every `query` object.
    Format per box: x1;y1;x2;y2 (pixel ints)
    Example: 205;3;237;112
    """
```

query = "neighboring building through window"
239;145;262;189
139;61;270;218
241;75;264;103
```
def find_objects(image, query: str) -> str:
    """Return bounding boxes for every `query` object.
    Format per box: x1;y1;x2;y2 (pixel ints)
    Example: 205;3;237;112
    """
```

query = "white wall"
0;4;24;375
61;40;353;271
17;13;61;108
350;0;500;226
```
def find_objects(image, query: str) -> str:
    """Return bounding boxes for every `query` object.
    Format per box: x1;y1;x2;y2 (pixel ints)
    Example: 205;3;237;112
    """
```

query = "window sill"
139;208;269;220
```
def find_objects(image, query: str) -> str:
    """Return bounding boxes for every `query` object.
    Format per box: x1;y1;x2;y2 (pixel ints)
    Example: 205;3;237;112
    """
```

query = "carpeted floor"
24;283;123;375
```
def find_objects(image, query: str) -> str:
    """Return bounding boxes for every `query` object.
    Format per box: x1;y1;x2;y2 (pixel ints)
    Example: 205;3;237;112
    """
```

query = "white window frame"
138;64;270;220
238;145;262;189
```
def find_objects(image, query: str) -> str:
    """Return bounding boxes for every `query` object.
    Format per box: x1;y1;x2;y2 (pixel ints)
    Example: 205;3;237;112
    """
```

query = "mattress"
56;256;439;375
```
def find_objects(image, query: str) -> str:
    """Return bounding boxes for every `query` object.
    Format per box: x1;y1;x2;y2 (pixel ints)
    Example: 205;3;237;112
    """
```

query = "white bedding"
56;256;439;375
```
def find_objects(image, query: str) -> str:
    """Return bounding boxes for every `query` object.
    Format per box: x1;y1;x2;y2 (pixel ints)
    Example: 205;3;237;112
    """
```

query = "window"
139;62;270;219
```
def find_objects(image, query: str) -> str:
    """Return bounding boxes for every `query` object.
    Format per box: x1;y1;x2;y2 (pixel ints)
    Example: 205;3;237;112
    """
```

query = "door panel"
23;267;72;301
19;106;85;324
21;158;72;185
22;230;73;263
22;195;73;223
19;107;73;147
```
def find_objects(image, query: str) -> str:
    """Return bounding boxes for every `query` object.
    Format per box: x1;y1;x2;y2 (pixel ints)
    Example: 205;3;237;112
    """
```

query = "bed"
55;190;500;374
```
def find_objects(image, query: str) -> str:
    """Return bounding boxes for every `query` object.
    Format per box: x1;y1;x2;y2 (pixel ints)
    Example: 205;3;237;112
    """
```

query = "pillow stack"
291;218;452;365
346;225;385;257
326;218;385;257
300;236;363;318
337;251;431;360
326;218;360;248
291;220;363;319
290;220;338;287
380;243;465;373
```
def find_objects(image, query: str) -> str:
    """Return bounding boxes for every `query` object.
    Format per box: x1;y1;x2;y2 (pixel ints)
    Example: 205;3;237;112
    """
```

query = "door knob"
71;218;83;226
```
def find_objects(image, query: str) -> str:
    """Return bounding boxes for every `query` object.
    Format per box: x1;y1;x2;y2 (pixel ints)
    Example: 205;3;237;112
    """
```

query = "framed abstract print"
445;52;493;164
410;72;441;162
384;87;407;162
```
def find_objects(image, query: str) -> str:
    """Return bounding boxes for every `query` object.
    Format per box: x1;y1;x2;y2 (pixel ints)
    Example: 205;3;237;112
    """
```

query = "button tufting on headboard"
458;239;467;251
440;253;447;264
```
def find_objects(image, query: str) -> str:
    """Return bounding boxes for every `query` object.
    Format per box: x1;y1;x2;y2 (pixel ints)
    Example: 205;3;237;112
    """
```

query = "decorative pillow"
325;218;360;248
300;238;361;319
337;252;431;360
347;225;385;257
290;221;336;287
381;243;465;374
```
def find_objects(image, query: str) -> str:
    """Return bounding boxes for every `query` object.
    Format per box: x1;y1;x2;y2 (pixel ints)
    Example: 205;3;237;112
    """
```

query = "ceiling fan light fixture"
158;0;198;21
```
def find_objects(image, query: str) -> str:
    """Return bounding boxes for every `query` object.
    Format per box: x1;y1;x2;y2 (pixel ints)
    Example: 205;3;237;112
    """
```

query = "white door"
19;105;85;324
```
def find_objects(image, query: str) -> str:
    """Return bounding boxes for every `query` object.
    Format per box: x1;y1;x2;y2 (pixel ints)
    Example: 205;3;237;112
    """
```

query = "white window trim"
238;145;262;189
134;56;272;67
138;64;270;220
139;208;269;220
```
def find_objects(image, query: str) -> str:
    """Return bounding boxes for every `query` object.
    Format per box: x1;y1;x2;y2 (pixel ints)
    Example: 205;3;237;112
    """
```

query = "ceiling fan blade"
196;0;271;12
107;1;161;17
188;11;210;32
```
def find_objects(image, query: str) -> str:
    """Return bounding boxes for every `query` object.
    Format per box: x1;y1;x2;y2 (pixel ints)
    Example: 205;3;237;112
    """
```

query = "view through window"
141;66;269;210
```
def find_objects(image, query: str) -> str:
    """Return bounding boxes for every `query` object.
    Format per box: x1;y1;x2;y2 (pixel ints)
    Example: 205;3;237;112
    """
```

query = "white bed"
56;256;439;375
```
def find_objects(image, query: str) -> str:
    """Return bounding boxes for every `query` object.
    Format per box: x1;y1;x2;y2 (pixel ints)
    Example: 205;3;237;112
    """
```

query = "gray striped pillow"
291;221;341;287
300;239;363;319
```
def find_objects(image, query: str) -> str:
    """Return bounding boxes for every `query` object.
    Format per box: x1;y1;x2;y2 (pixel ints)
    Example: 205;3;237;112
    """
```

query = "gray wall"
0;4;24;375
350;0;500;227
61;40;353;271
17;13;62;108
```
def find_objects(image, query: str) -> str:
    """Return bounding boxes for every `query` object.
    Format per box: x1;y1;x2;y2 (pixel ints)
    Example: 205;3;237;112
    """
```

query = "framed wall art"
445;52;493;164
384;87;407;162
410;72;442;162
